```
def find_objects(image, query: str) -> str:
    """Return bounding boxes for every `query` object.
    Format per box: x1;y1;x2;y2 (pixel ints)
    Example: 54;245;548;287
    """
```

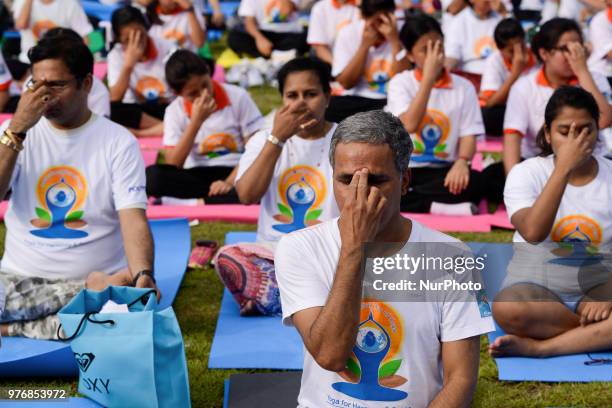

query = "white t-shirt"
12;0;93;63
148;8;206;52
276;218;495;408
0;114;148;280
503;68;611;159
236;125;340;245
238;0;303;33
386;70;484;167
505;155;612;244
444;8;502;75
480;49;539;96
107;36;176;104
163;82;264;168
332;19;400;99
587;8;612;78
22;75;110;117
307;0;359;48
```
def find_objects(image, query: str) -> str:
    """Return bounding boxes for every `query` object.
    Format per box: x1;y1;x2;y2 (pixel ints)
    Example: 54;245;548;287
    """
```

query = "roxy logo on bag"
74;352;96;372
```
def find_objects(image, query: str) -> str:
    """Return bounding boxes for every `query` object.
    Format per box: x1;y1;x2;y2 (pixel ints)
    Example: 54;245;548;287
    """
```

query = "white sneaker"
225;59;250;84
430;202;479;216
247;67;264;87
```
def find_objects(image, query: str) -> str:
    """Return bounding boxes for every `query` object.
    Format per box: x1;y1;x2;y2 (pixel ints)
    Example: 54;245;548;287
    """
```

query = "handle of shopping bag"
57;313;116;342
127;289;157;308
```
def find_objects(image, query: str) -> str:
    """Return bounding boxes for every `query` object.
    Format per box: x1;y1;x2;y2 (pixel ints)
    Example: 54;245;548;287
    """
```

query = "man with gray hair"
276;110;494;407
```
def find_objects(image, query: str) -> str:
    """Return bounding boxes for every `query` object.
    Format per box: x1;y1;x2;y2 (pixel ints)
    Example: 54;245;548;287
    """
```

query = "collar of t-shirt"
414;68;453;88
44;112;98;139
144;37;158;62
156;4;184;15
536;67;578;88
502;50;537;72
331;0;356;8
332;216;424;246
183;81;231;118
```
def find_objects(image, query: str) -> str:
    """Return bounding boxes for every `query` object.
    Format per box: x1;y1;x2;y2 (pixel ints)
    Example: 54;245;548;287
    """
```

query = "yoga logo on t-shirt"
32;20;57;40
197;133;238;158
162;29;186;46
265;0;291;23
366;59;393;95
551;215;603;246
272;165;326;234
412;109;451;163
332;301;408;401
30;166;88;239
473;36;496;60
135;76;166;103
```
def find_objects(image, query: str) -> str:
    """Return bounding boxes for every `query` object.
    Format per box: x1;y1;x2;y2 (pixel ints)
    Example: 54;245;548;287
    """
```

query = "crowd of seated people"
0;0;610;404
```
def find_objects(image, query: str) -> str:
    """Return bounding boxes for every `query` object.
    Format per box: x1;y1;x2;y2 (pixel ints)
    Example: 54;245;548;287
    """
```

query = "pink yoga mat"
487;206;514;230
141;150;158;166
477;138;503;153
138;137;164;150
0;113;13;124
93;62;108;80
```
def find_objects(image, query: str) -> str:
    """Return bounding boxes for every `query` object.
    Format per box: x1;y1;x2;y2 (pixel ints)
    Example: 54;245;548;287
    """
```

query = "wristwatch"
267;134;285;148
132;269;156;286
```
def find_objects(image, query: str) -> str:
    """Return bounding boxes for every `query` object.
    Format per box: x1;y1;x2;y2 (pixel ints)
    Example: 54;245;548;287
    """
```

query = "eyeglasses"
26;78;76;93
584;353;612;366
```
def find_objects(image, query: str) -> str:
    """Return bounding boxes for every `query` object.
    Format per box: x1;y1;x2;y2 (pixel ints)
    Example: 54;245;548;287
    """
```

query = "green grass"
3;224;612;407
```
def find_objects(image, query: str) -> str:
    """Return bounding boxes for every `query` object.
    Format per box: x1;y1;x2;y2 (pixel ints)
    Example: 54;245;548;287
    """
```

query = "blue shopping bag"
58;286;190;408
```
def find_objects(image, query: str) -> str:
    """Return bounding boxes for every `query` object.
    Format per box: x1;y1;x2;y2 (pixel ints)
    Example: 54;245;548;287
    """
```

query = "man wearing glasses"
0;35;158;340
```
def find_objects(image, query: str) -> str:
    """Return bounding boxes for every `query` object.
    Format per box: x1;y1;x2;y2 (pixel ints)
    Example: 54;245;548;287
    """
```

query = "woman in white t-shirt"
386;14;485;214
503;17;612;175
444;0;503;75
307;0;359;65
146;50;264;202
12;0;93;63
146;0;207;52
213;57;340;316
108;6;176;137
227;0;308;58
491;87;612;358
327;0;410;123
587;4;612;79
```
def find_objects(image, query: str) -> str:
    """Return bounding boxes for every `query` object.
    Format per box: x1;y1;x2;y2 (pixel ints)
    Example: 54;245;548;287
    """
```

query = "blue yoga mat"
81;1;119;21
0;398;101;407
208;231;303;369
0;218;191;377
472;243;612;382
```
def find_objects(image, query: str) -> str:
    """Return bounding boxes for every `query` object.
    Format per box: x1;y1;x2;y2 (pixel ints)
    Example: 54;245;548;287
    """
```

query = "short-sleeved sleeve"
162;99;189;147
306;2;328;46
276;232;331;326
503;78;529;136
458;80;485;137
440;300;495;342
235;130;267;182
11;0;24;19
480;52;504;92
444;18;463;61
592;71;612;100
89;78;110;117
110;131;148;210
503;159;542;219
238;0;257;17
331;24;358;78
67;0;94;37
236;91;264;137
385;73;413;117
106;47;122;88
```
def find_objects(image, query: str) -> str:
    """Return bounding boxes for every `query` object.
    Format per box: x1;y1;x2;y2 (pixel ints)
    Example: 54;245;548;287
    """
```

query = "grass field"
2;43;612;407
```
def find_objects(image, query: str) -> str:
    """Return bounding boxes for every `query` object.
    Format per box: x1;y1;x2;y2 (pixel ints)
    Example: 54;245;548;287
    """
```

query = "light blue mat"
0;218;191;377
0;398;101;407
472;243;612;382
208;231;303;369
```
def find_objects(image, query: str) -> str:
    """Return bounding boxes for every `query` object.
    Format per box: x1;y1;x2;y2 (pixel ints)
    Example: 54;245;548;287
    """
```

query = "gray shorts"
0;271;84;339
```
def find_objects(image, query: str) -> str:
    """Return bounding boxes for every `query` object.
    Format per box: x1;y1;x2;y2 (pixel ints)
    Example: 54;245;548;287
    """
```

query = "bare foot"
488;334;543;357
